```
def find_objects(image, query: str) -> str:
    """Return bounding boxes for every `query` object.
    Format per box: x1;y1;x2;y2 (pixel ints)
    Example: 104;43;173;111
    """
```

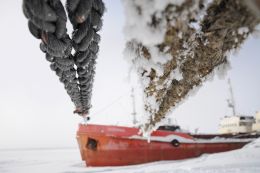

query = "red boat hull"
76;124;251;167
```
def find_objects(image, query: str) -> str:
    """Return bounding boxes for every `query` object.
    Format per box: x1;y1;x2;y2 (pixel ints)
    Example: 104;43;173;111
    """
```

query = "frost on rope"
123;0;260;132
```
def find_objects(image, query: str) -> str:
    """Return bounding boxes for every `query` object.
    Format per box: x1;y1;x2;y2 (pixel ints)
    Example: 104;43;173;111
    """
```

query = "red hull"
76;124;253;167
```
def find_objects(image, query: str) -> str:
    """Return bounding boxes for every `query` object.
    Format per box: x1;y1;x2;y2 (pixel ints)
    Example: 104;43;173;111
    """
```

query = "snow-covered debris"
123;0;260;132
122;0;185;45
238;27;249;35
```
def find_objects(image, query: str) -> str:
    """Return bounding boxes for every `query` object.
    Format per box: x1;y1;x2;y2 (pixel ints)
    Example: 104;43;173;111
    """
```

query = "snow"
122;0;215;131
1;138;260;173
129;134;255;144
238;27;249;35
124;43;167;77
171;67;183;81
122;0;185;45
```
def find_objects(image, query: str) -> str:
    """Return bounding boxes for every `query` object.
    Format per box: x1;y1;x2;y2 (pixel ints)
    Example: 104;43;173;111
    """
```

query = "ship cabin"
252;112;260;132
218;115;255;134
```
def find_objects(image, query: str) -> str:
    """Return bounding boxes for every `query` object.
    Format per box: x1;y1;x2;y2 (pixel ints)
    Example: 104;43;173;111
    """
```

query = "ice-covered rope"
123;0;260;132
23;0;105;116
23;0;83;111
66;0;105;115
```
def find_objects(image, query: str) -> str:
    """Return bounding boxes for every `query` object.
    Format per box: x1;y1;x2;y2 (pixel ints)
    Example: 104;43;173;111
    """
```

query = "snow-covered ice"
0;138;260;173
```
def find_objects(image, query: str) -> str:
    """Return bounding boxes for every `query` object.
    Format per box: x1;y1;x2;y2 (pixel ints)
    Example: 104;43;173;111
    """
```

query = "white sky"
0;0;259;149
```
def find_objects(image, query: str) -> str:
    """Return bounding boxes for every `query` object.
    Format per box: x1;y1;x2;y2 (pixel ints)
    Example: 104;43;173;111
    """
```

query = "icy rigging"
123;0;260;132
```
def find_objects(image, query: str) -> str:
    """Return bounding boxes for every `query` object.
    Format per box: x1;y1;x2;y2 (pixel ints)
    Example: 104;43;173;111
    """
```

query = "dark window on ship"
86;138;98;150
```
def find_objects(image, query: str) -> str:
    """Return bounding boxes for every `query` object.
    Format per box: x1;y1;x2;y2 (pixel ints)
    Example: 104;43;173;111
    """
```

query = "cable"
22;0;105;115
66;0;105;115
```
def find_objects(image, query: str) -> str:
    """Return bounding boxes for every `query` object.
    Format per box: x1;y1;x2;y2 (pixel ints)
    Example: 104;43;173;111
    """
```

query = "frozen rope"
66;0;105;115
23;0;83;112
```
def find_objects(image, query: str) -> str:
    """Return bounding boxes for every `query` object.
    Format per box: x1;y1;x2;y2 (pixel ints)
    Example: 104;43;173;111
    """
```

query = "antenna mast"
167;118;171;125
227;78;236;116
131;88;138;125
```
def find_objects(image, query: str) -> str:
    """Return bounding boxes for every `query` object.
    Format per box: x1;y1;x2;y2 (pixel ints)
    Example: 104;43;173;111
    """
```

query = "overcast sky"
0;0;259;149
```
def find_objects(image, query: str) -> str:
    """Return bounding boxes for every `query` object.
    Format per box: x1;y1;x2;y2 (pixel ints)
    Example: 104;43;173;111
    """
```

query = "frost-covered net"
123;0;260;132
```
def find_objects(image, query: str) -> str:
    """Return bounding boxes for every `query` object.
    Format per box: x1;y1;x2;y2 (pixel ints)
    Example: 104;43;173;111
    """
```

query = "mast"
227;78;236;116
131;88;138;125
167;118;171;125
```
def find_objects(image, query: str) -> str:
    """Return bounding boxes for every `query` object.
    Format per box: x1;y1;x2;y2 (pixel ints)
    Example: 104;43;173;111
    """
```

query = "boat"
253;111;260;132
218;115;255;134
76;124;259;167
218;79;260;134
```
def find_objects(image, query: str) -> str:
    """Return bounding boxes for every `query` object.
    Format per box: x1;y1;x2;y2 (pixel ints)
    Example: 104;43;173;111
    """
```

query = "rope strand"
66;0;105;115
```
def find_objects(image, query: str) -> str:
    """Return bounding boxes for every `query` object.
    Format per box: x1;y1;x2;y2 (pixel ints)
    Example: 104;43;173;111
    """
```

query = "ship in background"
253;112;260;131
218;79;260;134
76;86;260;167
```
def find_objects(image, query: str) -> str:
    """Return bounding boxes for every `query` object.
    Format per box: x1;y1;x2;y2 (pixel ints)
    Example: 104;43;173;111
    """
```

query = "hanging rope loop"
23;0;104;115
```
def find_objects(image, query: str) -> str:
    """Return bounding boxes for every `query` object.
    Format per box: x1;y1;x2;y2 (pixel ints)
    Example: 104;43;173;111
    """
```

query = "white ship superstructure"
218;79;258;134
218;115;255;134
252;112;260;132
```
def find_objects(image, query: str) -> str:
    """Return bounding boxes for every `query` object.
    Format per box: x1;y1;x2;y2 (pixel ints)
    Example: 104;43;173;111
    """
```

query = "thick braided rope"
23;0;83;111
66;0;105;115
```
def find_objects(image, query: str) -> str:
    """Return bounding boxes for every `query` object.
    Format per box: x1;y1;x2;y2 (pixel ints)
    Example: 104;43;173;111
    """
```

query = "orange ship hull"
76;124;254;167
